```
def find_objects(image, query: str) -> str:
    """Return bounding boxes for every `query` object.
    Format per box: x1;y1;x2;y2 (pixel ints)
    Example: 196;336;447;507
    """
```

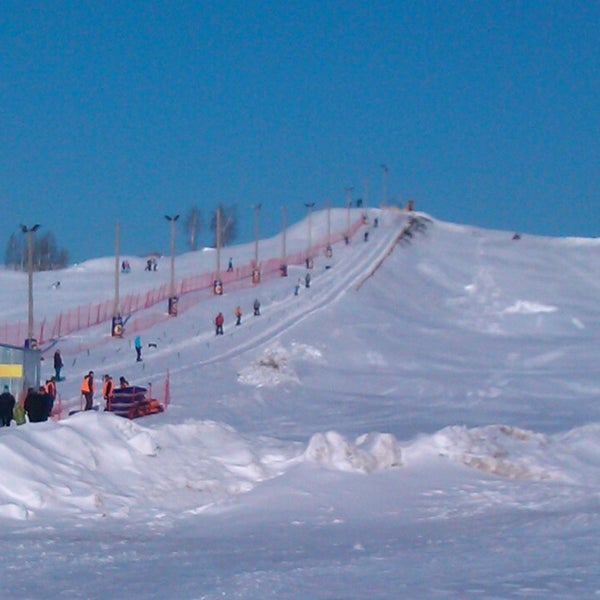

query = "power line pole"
21;224;40;347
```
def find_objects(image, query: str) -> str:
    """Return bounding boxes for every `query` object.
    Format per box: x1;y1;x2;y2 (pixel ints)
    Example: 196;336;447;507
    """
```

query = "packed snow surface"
1;208;600;599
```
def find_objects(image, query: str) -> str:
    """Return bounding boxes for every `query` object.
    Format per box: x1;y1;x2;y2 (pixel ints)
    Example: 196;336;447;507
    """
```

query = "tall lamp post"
280;205;288;276
21;224;40;348
325;200;333;258
380;164;388;207
111;220;124;337
304;202;315;268
345;187;353;243
252;203;262;284
165;214;180;315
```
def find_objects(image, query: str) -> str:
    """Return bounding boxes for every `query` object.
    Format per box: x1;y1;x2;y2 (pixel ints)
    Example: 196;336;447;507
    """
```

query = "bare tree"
183;205;203;251
210;203;238;247
4;229;69;271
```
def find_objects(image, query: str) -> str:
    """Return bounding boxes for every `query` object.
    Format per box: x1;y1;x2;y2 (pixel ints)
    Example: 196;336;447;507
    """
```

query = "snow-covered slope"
2;209;600;599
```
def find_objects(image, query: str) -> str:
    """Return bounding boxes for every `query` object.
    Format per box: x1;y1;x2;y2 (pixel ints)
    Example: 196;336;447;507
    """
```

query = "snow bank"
0;414;304;520
430;424;560;480
304;431;402;473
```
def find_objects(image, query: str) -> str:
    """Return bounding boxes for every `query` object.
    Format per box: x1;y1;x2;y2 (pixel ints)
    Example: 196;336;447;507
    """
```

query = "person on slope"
53;349;64;381
235;306;242;326
102;374;114;410
215;312;224;335
253;299;261;316
80;371;94;411
134;335;142;362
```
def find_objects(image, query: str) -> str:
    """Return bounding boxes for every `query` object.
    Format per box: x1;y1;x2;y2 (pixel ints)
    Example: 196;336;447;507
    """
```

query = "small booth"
0;342;41;397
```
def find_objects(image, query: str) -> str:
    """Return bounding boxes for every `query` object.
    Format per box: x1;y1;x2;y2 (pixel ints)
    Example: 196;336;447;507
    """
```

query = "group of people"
0;376;58;426
215;299;261;335
294;273;312;295
145;257;158;271
81;372;131;411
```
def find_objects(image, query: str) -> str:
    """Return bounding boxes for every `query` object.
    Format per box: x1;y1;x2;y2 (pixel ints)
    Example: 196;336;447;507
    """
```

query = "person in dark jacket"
0;385;16;426
253;299;261;316
54;349;64;381
38;386;53;420
24;388;47;423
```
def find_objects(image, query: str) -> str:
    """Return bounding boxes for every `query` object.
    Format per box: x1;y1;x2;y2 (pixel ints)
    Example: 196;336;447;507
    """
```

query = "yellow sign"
0;364;23;378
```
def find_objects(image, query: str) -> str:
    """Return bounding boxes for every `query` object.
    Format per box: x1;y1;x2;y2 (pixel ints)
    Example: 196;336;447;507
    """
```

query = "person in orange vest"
215;312;224;335
45;377;57;418
102;374;114;410
80;371;94;411
235;305;242;326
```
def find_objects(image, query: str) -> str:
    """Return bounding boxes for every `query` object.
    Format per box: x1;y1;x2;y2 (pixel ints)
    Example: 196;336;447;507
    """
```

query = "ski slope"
2;210;600;599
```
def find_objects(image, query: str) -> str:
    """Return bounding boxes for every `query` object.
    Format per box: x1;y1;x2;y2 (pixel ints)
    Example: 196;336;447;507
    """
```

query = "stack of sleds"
108;386;164;419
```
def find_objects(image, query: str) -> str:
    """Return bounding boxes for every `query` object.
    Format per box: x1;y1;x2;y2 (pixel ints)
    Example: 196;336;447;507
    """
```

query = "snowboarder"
135;335;142;362
54;349;63;381
0;385;15;427
235;306;242;326
215;312;224;335
253;299;261;316
80;371;94;411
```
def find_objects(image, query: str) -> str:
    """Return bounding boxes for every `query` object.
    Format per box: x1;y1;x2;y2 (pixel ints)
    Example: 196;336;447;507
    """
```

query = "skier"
294;278;302;296
253;299;261;316
305;273;311;288
135;335;142;362
215;312;224;335
235;306;242;326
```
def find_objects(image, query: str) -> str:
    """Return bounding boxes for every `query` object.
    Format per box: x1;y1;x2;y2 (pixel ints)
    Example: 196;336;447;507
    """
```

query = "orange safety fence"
0;216;366;347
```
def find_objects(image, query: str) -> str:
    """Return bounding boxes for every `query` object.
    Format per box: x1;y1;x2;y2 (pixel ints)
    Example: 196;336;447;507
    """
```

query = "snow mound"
238;342;303;387
0;414;305;519
304;431;402;473
431;424;563;480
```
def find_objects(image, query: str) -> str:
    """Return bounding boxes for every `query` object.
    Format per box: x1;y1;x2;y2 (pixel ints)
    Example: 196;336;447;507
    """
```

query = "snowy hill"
2;209;600;599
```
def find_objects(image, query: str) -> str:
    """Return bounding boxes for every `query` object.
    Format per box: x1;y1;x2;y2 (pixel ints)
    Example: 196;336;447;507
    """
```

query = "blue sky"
1;1;598;262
